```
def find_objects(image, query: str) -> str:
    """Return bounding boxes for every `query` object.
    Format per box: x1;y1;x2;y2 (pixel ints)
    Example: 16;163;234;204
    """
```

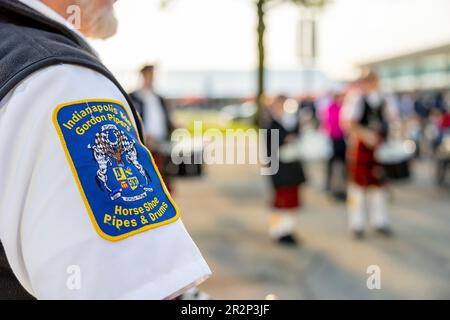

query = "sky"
91;0;450;82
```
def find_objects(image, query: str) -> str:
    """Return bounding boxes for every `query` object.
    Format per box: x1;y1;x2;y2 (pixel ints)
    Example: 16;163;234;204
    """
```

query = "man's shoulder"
0;23;51;78
4;64;124;111
0;21;87;58
0;21;107;103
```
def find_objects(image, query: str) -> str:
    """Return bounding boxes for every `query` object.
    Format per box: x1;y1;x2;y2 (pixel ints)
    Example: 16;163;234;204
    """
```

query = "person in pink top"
322;92;347;200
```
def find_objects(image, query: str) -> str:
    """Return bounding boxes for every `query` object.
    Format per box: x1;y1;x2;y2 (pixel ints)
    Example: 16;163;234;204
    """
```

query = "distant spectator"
129;65;175;191
398;93;415;118
434;105;450;150
322;92;347;200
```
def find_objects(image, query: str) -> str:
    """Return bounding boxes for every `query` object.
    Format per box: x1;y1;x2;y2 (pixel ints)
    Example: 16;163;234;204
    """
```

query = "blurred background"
92;0;449;299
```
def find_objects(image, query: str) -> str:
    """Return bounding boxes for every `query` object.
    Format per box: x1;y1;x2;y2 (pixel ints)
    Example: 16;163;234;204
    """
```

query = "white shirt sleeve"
341;91;363;123
0;64;210;300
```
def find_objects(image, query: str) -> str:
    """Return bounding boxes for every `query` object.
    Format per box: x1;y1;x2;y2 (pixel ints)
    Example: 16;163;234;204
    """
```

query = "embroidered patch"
53;99;179;241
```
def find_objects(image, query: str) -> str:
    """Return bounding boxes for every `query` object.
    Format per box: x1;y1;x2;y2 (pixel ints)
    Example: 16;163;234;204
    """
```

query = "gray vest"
0;0;143;299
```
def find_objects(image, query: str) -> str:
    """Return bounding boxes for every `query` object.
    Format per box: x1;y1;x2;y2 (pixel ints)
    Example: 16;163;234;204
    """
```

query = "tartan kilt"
273;185;301;209
347;139;385;187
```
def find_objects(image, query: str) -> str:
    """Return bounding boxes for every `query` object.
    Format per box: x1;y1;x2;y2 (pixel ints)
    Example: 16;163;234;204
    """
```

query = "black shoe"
332;191;347;202
276;234;299;246
353;230;365;240
376;227;394;238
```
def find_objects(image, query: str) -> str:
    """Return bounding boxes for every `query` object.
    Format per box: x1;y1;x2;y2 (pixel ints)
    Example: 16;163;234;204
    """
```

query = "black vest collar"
0;0;97;56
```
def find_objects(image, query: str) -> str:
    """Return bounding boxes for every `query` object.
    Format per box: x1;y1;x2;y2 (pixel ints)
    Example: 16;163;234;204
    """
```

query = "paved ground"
173;159;450;300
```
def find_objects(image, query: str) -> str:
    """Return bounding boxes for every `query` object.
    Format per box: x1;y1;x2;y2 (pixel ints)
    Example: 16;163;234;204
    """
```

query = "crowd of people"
262;70;450;245
134;65;450;247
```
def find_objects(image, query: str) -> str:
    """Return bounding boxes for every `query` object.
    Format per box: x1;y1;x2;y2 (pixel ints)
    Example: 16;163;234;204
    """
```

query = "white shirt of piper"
53;99;179;241
138;89;168;142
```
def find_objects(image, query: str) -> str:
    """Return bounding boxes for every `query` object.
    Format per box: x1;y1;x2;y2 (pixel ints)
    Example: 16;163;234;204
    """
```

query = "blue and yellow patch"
53;99;179;241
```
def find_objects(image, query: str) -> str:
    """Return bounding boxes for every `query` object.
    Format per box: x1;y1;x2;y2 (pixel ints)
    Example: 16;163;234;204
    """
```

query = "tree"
254;0;329;125
161;0;330;125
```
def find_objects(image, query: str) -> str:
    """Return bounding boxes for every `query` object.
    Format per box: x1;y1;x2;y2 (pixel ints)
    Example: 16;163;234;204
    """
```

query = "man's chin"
88;12;118;39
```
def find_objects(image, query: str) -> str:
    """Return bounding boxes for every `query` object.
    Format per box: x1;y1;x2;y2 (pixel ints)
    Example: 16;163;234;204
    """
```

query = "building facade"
363;43;450;93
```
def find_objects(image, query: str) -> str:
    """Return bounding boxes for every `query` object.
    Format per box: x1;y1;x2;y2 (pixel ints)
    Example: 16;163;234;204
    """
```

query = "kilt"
273;185;301;209
347;139;385;187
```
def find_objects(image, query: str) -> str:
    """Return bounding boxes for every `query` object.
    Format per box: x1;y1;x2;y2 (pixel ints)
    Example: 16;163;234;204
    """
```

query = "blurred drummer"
342;70;398;239
265;96;306;246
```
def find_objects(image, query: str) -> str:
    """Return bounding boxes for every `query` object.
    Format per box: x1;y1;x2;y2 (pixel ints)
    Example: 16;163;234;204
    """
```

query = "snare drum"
375;140;415;181
279;129;332;162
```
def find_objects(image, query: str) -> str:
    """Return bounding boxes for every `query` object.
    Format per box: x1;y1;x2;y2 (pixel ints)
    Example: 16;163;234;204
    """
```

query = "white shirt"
342;89;399;123
137;89;169;142
0;1;210;299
